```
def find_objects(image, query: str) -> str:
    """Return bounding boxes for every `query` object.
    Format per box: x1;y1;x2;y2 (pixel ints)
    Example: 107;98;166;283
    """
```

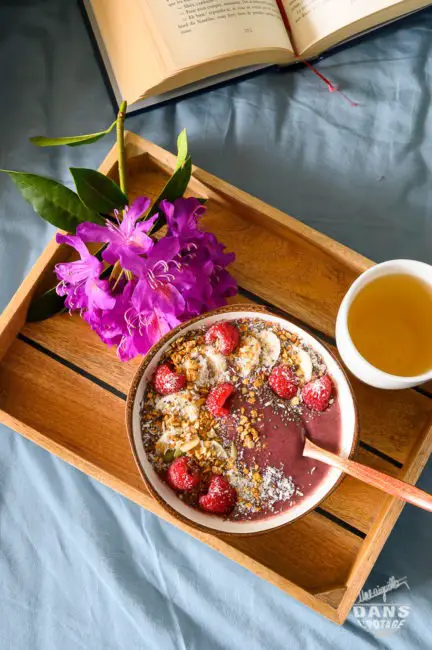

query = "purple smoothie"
223;384;342;521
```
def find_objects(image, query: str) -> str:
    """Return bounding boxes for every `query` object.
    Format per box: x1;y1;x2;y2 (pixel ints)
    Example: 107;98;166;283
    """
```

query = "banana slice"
155;390;200;422
236;335;261;377
204;347;228;382
294;347;313;382
155;429;181;455
256;330;281;368
182;347;227;387
183;356;208;386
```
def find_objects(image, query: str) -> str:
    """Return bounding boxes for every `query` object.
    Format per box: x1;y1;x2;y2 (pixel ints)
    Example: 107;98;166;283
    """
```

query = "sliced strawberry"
166;457;201;491
206;382;234;418
199;474;237;514
302;375;333;411
268;364;299;399
205;322;240;355
153;363;186;395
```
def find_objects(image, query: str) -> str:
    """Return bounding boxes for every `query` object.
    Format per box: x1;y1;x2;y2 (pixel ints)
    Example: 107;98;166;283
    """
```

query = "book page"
283;0;426;53
89;0;167;104
143;0;293;70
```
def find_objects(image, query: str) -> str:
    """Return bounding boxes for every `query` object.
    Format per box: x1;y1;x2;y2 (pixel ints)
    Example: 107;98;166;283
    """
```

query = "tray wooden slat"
1;132;431;625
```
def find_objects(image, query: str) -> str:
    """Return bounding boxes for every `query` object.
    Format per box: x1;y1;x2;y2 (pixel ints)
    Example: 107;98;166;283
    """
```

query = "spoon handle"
304;438;432;513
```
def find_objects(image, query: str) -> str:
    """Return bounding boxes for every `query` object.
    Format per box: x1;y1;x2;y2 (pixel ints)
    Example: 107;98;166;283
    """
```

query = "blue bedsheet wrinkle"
1;1;432;648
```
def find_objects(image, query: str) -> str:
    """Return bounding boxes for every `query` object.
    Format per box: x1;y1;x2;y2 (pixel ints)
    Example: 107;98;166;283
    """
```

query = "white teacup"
336;259;432;390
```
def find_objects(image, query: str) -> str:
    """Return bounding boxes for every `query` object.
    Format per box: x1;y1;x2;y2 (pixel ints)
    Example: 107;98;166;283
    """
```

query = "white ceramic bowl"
336;259;432;390
126;305;358;536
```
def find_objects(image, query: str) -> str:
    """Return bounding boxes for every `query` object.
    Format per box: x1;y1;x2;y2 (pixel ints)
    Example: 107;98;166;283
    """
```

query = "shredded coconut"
260;466;296;507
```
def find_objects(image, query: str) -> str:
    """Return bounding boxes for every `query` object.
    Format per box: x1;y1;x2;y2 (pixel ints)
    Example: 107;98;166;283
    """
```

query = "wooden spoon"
303;437;432;512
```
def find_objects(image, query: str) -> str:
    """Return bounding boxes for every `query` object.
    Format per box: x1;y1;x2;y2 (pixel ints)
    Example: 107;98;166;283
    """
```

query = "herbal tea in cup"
336;260;432;389
348;273;432;376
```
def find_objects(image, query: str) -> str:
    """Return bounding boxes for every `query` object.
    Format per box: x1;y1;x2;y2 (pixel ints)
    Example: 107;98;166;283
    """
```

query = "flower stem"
116;100;128;198
112;268;125;291
109;260;121;283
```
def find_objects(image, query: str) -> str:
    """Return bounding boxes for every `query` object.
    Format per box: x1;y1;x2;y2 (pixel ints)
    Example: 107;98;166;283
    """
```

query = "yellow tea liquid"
348;273;432;377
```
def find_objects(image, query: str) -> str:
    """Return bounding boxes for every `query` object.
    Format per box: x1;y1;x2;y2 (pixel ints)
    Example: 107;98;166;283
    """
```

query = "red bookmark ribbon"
275;0;358;106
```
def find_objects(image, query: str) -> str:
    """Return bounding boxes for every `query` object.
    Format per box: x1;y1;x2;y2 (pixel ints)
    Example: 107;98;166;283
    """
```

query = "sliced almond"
210;441;228;459
180;437;200;452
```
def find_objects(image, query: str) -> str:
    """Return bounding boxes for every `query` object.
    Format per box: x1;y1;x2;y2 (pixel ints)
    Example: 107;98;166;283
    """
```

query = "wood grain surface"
1;132;432;624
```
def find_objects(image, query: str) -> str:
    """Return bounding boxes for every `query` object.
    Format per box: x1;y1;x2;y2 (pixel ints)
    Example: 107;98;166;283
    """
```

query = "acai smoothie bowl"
126;305;358;536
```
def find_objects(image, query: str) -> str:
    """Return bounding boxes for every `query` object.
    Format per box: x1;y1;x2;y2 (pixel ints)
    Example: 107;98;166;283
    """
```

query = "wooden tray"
1;132;431;624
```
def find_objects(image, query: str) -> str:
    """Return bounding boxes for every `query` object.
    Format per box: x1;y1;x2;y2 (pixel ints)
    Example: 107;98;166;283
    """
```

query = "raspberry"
268;365;299;399
199;474;237;514
166;457;201;491
302;375;333;411
206;382;234;418
153;363;186;395
205;322;240;355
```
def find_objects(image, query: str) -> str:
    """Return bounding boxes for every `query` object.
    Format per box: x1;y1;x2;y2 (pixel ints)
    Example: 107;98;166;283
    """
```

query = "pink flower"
77;196;156;266
55;233;115;312
118;279;183;361
54;196;237;361
160;198;237;314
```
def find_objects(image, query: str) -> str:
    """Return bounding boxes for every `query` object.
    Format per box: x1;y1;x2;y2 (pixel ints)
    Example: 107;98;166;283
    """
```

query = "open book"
83;0;431;114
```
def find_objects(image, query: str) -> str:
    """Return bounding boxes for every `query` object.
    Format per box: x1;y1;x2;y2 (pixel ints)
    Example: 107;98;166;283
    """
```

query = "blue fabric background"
1;1;432;648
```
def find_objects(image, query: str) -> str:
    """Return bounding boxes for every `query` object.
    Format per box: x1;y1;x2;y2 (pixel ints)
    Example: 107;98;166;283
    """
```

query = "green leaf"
175;129;188;171
29;121;116;147
70;167;127;213
27;286;65;322
147;156;192;233
0;171;104;230
136;129;191;230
